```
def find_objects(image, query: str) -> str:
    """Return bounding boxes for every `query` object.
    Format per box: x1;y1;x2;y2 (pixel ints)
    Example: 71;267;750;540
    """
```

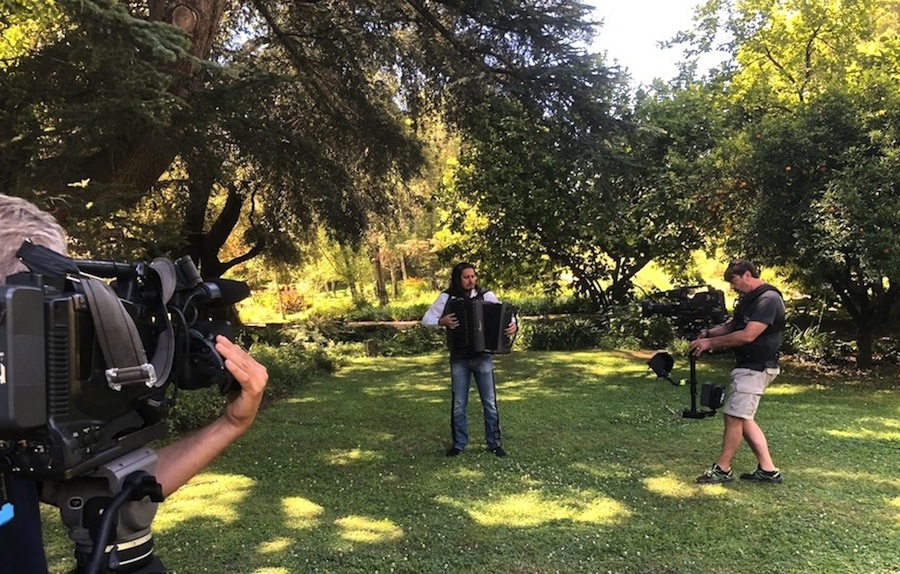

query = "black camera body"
641;284;728;338
0;243;248;481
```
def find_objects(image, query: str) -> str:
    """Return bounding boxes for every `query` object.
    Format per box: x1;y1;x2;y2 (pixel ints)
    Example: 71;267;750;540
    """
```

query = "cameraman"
689;259;785;485
0;193;268;573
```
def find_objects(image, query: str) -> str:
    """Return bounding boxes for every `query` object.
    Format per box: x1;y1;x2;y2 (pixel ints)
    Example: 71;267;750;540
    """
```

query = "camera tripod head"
42;448;167;573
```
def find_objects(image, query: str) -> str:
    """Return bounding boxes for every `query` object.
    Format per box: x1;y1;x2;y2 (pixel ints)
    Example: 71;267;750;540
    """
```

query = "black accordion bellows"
446;297;517;354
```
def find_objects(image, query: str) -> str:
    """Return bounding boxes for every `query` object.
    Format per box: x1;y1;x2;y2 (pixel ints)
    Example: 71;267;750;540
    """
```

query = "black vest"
732;284;786;370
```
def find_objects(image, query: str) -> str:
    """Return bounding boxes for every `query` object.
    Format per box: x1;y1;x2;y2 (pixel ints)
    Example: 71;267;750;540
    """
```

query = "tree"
446;71;720;308
675;0;900;367
1;0;605;279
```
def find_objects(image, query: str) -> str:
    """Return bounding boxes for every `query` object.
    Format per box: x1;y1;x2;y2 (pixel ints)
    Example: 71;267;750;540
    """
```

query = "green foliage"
165;387;228;434
505;294;598;316
165;339;340;433
2;0;610;283
377;325;446;357
668;0;900;367
520;317;607;351
782;322;837;363
342;301;432;322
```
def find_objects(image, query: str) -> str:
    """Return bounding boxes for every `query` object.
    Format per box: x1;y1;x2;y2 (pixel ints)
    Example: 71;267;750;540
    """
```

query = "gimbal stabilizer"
647;351;722;419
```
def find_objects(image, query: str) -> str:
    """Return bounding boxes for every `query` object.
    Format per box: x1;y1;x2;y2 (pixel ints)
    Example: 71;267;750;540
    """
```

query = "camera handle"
42;448;167;574
682;352;717;419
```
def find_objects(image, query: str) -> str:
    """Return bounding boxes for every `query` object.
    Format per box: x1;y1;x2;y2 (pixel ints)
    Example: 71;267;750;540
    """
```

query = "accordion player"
445;297;518;354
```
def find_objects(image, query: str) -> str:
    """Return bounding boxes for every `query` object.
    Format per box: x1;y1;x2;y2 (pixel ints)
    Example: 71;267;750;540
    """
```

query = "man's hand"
155;336;268;497
439;313;459;329
215;335;268;432
505;322;518;337
688;320;768;357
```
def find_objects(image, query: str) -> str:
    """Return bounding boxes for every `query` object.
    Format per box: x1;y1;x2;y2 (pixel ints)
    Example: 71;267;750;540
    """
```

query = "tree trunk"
856;322;874;369
372;248;389;306
390;265;399;299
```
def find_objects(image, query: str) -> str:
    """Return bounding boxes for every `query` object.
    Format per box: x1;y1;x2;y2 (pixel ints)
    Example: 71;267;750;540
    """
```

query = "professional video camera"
642;285;728;419
1;240;251;573
641;284;728;338
0;240;249;482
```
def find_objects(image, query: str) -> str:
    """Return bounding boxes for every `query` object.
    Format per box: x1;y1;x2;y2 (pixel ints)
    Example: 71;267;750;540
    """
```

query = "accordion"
445;297;517;355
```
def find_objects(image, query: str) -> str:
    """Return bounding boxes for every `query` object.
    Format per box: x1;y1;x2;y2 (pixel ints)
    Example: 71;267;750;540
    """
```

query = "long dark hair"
446;262;477;297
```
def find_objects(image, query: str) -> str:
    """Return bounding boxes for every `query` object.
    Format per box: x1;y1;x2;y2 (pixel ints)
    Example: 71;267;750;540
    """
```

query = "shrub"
782;323;835;362
379;324;447;356
521;317;606;351
166;338;341;434
343;302;431;322
506;294;598;316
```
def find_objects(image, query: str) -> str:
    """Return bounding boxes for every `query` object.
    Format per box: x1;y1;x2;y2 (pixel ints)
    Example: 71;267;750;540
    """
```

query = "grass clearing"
43;351;900;573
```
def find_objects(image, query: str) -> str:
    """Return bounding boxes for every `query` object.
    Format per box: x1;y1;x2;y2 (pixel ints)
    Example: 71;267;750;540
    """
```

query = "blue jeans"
449;354;502;450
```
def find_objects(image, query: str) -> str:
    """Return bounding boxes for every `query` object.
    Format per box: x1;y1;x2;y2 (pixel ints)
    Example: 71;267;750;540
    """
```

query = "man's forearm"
703;322;766;351
154;415;249;497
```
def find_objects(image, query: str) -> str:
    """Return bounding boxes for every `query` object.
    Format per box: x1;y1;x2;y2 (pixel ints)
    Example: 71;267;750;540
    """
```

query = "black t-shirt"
0;476;50;574
732;285;785;371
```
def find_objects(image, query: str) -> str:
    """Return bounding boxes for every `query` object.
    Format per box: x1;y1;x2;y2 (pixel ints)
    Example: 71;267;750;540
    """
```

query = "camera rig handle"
682;352;717;419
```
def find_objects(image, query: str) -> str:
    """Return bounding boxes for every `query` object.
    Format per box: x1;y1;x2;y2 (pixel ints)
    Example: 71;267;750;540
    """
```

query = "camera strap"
81;278;159;390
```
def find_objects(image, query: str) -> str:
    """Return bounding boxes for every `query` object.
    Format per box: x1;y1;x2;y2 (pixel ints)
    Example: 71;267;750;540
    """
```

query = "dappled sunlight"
451;467;485;480
825;417;900;441
572;497;632;523
283;496;325;529
643;475;698;498
640;474;734;499
437;491;631;527
285;397;319;404
367;381;446;394
494;391;526;402
693;483;733;497
154;473;255;531
766;385;811;396
258;537;292;554
251;568;291;574
324;447;384;466
335;515;404;543
500;381;632;402
886;498;900;526
810;468;900;489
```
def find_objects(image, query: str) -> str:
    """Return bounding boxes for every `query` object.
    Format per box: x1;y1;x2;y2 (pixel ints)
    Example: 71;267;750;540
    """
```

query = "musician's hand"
505;322;518;337
440;313;459;329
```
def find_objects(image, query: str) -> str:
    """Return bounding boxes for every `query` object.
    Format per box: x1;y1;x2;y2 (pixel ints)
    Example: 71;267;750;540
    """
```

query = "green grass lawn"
43;351;900;573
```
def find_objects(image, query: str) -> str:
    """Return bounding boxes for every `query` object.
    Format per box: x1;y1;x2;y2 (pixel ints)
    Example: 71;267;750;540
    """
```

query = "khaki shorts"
722;367;780;420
